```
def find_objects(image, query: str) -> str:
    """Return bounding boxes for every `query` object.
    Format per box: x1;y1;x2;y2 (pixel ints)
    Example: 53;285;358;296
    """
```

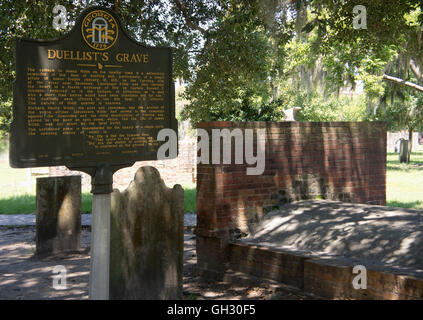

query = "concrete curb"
0;213;197;227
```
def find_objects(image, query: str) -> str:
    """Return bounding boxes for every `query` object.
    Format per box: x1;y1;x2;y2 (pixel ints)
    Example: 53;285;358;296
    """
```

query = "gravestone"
399;139;408;163
35;176;81;255
110;166;184;300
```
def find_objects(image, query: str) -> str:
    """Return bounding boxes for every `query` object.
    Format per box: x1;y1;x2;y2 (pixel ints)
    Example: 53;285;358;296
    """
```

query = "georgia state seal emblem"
81;10;118;50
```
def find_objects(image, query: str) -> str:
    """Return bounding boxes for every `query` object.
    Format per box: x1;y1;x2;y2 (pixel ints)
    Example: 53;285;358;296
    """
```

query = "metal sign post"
89;192;111;299
87;163;113;300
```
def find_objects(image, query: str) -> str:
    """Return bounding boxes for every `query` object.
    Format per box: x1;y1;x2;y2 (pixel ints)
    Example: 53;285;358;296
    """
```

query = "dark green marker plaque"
10;6;177;171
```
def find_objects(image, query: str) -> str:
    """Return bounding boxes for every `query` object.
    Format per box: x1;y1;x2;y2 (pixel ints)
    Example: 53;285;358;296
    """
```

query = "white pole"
89;193;111;300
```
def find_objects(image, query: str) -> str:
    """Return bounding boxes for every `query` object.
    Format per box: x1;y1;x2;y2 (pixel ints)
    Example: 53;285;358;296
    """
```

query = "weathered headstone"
110;166;184;300
35;176;81;255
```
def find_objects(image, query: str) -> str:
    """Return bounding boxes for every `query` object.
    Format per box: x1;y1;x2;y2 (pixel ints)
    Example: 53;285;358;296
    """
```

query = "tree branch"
382;74;423;93
409;58;422;82
172;0;227;72
172;0;207;34
113;0;120;13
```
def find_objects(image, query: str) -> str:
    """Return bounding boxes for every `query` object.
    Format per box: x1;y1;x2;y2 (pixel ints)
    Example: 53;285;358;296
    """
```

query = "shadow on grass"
387;152;423;163
387;200;423;210
386;152;423;172
386;164;423;172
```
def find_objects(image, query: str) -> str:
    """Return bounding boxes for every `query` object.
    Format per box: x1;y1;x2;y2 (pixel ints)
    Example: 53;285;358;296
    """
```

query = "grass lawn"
386;150;423;209
0;189;197;214
0;193;93;214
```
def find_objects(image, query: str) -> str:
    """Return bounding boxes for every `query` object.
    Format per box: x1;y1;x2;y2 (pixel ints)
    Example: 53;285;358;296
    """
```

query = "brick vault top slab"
239;200;423;278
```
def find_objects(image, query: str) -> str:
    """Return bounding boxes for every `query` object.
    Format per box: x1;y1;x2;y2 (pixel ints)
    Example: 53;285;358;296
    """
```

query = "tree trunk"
113;0;120;13
407;127;414;163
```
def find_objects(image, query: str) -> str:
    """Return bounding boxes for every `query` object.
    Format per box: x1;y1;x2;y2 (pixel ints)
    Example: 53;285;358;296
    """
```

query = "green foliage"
2;0;423;130
180;0;295;124
0;1;298;130
0;99;12;136
370;91;423;132
0;0;93;133
303;0;423;135
308;0;421;57
295;91;367;122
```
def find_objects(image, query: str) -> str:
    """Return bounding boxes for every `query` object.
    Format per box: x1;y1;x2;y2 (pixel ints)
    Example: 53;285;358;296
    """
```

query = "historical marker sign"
10;7;177;170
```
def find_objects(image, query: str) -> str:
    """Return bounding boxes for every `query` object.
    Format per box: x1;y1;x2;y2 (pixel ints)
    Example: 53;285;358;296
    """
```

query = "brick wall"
49;137;196;191
196;121;387;279
224;242;423;299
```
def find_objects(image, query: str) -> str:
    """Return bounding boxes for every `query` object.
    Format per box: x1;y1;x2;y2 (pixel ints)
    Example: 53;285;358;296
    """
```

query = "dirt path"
0;227;318;300
0;227;90;299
